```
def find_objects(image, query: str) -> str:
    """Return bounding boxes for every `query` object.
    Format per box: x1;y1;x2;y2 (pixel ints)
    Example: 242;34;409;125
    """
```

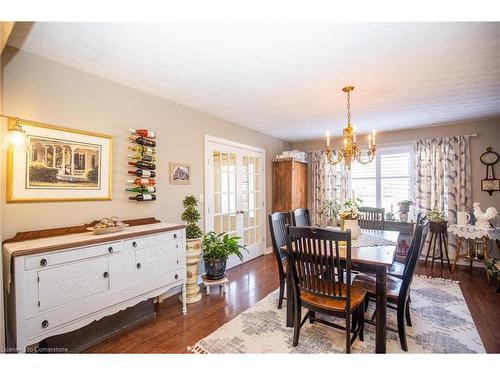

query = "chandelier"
325;86;376;169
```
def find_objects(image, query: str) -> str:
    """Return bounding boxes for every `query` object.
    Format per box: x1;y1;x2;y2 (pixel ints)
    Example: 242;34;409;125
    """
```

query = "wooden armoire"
272;158;308;212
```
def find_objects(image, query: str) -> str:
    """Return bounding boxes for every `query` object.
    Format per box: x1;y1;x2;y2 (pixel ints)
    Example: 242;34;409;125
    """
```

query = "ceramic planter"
399;212;409;222
204;258;227;280
341;219;362;239
180;237;203;304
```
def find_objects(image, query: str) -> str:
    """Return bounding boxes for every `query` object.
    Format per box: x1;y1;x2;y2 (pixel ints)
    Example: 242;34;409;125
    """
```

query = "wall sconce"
1;117;31;153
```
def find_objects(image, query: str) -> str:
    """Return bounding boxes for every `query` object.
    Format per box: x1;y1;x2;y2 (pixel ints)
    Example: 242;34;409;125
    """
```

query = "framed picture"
6;118;113;202
170;162;191;185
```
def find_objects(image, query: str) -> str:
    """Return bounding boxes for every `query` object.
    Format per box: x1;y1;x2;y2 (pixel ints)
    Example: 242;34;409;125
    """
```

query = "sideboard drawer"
123;230;182;251
25;241;122;271
38;256;110;311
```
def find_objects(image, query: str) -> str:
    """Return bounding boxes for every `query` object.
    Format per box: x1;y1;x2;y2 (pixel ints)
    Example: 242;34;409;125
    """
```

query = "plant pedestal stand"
202;273;229;296
180;238;202;304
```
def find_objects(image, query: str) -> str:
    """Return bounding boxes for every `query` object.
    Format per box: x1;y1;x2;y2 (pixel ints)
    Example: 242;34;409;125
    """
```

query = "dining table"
281;229;399;354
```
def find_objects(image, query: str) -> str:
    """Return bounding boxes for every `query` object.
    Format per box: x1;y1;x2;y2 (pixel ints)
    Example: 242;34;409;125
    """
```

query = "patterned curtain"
311;150;347;226
414;135;472;255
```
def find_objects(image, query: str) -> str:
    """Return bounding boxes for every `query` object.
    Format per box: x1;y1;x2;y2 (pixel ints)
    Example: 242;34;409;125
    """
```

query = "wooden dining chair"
389;212;427;278
268;212;292;309
353;221;429;351
358;207;385;230
291;208;311;227
286;226;366;353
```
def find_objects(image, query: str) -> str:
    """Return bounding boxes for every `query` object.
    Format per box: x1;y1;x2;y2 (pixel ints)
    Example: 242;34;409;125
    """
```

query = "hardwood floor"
85;253;500;353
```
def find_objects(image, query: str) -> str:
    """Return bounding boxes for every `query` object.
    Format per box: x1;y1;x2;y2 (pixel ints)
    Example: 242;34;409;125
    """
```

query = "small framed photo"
7;118;112;202
169;162;191;185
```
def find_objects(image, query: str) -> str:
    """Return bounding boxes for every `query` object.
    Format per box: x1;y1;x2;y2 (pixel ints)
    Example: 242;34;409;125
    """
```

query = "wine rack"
127;128;157;201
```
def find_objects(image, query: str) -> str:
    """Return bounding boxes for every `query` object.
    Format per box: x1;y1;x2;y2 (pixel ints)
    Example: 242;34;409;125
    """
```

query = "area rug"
188;276;485;353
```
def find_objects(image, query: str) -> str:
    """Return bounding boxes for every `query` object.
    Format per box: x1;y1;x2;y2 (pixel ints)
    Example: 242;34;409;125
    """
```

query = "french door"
205;136;266;270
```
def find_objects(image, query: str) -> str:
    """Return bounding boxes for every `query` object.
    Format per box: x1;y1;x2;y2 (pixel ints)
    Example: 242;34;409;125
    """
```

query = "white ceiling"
7;22;500;142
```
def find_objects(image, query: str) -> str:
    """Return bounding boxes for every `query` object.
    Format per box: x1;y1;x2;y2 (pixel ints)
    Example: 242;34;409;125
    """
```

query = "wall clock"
480;147;500;196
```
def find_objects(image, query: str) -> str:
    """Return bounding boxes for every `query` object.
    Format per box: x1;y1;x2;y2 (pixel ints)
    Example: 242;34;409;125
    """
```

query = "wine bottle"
128;169;156;178
129;193;156;201
128;145;156;154
128;160;156;170
129;128;156;139
126;186;157;193
129;136;156;147
127;178;155;186
128;154;156;162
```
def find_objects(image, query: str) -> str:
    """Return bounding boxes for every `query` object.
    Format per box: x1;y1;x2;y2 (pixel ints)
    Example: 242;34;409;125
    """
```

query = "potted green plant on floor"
202;232;248;280
181;195;204;303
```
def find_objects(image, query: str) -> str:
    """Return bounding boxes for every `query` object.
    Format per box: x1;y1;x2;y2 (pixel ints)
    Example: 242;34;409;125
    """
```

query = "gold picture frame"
169;162;191;185
6;117;113;203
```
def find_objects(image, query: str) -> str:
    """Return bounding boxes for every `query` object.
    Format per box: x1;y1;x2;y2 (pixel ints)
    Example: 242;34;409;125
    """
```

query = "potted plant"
426;208;447;233
398;200;414;222
202;232;248;280
319;198;341;226
180;195;204;303
338;197;363;239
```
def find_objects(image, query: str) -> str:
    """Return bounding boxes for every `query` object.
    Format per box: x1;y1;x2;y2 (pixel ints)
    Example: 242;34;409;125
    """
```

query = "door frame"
204;135;266;266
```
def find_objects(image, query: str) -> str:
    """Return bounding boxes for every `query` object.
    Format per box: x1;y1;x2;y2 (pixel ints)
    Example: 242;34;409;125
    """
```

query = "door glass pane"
242;155;261;246
213;150;237;235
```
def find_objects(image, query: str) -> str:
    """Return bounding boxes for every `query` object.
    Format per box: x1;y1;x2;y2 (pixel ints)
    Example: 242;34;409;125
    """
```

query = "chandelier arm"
355;148;376;165
326;148;343;165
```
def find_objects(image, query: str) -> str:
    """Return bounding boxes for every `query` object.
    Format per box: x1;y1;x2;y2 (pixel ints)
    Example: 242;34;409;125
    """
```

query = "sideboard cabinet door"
38;256;110;311
135;242;179;282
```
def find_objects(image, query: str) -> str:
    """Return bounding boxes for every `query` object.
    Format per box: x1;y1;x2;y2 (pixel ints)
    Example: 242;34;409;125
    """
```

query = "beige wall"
292;118;500;211
0;47;291;244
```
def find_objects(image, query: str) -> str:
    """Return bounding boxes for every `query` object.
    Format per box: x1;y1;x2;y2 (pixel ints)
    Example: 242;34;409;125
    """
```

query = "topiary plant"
181;195;203;239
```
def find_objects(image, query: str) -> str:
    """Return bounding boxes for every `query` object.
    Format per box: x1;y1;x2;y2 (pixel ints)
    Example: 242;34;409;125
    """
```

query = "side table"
449;225;500;277
202;273;229;296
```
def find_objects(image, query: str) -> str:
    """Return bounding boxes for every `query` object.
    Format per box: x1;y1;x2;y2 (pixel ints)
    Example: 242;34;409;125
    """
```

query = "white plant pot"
343;219;362;239
180;237;203;304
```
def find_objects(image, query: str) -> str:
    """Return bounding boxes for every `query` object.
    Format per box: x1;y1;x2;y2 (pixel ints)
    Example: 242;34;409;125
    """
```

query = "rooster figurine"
472;202;497;229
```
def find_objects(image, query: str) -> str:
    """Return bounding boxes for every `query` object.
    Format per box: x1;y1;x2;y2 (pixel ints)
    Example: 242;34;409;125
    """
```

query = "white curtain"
311;150;348;226
414;135;472;254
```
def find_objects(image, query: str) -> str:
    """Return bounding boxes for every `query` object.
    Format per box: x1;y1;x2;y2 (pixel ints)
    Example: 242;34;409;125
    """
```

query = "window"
350;146;413;212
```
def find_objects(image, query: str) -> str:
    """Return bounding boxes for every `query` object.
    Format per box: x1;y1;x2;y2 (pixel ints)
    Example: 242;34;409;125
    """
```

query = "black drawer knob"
103;271;109;278
41;320;49;329
132;241;137;248
108;246;113;253
175;274;179;280
40;259;47;267
136;263;141;269
173;233;177;239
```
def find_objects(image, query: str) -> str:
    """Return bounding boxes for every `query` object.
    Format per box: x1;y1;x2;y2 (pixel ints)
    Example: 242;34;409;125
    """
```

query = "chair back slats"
286;226;352;309
292;208;311;227
268;212;291;280
398;221;429;305
358;207;385;230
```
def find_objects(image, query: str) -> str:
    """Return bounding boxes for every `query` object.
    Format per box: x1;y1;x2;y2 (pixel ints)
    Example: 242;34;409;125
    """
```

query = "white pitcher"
457;211;471;227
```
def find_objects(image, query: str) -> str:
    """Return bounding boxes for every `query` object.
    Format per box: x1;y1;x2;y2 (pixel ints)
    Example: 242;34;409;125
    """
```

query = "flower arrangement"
338;198;363;220
398;200;414;214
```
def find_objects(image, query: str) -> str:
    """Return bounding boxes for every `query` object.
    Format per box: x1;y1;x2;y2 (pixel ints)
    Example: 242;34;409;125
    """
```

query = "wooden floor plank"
85;254;500;353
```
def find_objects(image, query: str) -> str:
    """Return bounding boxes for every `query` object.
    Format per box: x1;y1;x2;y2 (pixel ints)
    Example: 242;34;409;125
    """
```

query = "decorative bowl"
86;224;129;235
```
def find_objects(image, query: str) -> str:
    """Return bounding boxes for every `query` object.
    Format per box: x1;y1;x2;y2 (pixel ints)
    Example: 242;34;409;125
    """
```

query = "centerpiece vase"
342;219;362;239
180;238;203;303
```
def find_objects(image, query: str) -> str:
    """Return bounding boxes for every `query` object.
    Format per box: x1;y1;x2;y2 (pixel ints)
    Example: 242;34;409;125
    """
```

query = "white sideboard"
3;221;186;352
